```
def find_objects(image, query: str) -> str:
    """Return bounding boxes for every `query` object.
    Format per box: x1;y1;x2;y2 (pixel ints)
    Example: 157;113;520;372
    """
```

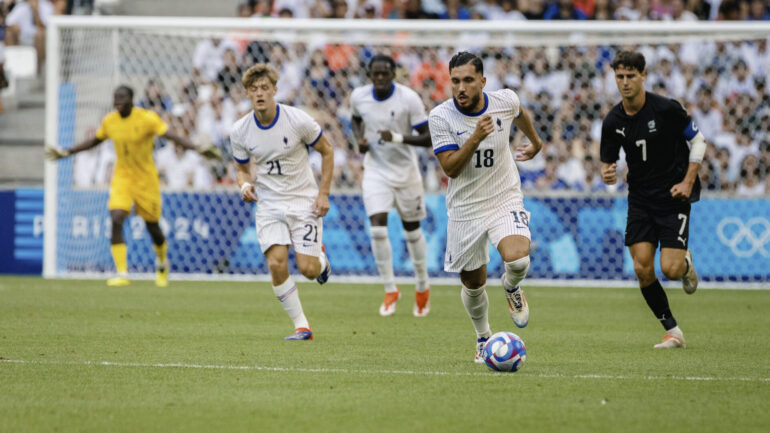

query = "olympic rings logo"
716;217;770;258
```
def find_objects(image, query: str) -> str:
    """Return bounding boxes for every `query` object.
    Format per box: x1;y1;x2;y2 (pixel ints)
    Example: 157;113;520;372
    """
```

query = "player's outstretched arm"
312;135;334;217
512;109;543;161
236;161;258;203
378;123;432;148
436;114;494;178
45;137;103;161
163;131;222;160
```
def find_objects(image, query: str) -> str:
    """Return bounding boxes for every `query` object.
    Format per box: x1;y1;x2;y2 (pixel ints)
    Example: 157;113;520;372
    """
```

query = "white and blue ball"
482;331;526;372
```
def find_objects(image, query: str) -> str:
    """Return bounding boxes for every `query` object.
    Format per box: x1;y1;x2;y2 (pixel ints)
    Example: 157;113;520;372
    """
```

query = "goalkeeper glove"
45;146;70;160
197;145;222;160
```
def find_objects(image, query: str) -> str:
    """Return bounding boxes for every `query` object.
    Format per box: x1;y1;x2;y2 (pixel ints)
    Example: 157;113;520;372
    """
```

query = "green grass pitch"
1;276;768;433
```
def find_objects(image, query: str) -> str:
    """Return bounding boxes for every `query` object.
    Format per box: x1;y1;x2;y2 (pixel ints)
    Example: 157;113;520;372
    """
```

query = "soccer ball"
482;331;527;372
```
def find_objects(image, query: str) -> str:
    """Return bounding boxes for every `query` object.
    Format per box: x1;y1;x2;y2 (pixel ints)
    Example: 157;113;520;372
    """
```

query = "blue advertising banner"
0;189;44;275
42;190;769;283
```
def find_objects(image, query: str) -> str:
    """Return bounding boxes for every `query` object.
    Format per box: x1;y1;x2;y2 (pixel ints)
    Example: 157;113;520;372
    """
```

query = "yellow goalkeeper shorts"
108;175;162;222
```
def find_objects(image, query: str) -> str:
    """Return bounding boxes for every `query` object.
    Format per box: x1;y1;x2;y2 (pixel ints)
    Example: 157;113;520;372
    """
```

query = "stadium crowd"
132;34;769;197
2;1;768;195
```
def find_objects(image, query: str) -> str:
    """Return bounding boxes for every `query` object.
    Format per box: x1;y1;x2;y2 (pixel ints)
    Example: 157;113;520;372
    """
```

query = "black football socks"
641;279;677;330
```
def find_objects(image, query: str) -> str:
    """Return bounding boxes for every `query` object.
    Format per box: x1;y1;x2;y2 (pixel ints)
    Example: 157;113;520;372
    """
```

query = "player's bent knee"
297;262;319;279
505;256;530;277
633;262;654;279
267;258;288;275
661;263;683;281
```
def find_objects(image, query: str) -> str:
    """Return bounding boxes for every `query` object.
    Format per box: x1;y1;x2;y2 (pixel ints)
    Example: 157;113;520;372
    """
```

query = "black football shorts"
625;202;691;250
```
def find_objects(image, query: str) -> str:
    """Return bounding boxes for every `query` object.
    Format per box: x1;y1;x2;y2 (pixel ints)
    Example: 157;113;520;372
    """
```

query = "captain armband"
687;131;706;163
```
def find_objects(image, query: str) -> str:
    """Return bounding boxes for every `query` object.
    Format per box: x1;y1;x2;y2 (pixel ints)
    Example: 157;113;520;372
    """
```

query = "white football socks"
503;256;530;292
272;278;309;330
462;284;491;338
404;227;429;292
370;226;397;292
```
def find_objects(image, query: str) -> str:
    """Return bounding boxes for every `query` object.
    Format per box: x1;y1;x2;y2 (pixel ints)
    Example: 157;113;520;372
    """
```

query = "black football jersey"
600;92;700;210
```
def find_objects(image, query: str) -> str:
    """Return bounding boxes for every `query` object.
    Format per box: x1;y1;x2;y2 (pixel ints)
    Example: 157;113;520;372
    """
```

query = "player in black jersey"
600;50;706;349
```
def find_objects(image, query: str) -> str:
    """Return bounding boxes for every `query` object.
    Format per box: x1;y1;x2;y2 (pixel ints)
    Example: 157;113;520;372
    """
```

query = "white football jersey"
350;83;429;187
230;104;322;207
429;89;523;221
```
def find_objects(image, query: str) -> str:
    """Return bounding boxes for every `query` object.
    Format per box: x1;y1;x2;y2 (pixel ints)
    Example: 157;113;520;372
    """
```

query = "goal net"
44;17;770;286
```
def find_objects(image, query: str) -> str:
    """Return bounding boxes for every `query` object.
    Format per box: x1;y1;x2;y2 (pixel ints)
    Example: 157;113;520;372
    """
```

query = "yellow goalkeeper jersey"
96;107;168;182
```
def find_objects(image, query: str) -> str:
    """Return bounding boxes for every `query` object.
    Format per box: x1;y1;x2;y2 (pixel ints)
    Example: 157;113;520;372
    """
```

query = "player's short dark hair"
115;85;134;100
368;54;396;72
449;51;483;75
611;50;646;73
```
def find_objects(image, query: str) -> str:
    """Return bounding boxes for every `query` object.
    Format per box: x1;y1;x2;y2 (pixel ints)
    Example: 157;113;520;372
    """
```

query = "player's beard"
455;92;481;112
468;93;481;111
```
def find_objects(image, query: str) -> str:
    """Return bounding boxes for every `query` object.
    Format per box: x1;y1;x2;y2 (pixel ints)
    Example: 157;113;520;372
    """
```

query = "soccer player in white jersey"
429;52;545;363
350;55;433;317
230;63;333;341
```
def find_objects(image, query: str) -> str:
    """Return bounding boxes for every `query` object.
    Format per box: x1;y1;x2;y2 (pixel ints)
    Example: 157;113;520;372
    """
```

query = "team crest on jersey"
648;120;657;132
496;118;503;131
283;137;289;148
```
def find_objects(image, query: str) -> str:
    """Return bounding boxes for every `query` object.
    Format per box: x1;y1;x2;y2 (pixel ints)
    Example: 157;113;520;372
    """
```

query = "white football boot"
503;275;529;328
653;327;686;349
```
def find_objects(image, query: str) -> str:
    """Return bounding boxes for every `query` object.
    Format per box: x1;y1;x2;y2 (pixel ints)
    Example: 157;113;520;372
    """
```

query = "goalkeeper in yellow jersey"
46;85;221;287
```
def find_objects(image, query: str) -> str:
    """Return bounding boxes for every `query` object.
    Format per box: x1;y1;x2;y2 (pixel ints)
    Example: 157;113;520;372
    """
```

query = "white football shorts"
362;169;426;222
444;202;532;273
255;205;323;257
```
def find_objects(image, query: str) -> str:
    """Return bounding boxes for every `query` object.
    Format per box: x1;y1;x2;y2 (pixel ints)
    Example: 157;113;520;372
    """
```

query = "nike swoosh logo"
456;131;467;136
248;146;257;151
302;243;312;247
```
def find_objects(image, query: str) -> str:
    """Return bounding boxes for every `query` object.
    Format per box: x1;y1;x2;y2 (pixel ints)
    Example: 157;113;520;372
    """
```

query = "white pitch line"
2;359;769;383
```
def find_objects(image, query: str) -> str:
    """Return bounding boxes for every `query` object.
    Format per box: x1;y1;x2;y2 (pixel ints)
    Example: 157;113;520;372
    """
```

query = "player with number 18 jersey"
430;52;545;364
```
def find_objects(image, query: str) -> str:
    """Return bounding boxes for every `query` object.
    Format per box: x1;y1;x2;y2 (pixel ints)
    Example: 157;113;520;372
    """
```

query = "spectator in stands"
237;0;253;17
574;0;595;17
193;37;237;83
156;141;212;190
439;0;472;19
474;0;503;18
747;0;770;20
592;0;615;19
668;0;699;20
736;154;765;195
403;0;433;18
722;59;757;99
691;87;723;141
4;0;53;72
544;0;588;19
138;79;173;113
327;0;349;17
535;154;570;190
717;0;742;19
521;0;547;19
411;50;449;103
688;0;712;20
217;48;244;95
271;0;315;18
493;0;527;20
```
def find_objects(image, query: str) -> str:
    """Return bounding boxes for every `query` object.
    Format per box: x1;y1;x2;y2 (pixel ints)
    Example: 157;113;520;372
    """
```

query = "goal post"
44;16;770;287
